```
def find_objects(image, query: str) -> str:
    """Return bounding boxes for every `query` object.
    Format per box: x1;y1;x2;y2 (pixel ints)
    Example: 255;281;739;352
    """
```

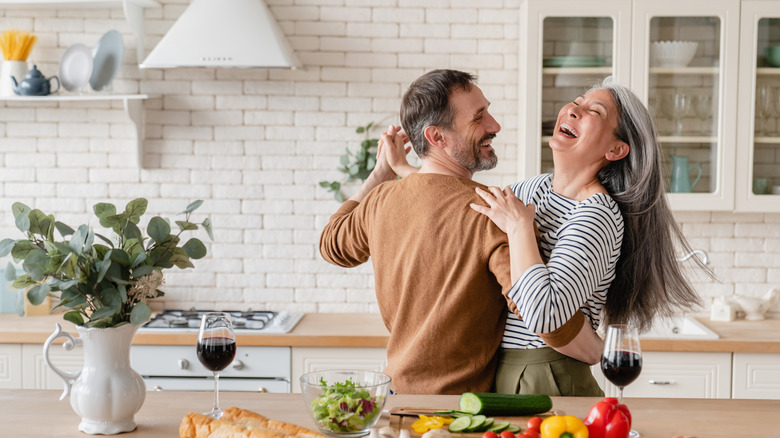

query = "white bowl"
650;41;699;68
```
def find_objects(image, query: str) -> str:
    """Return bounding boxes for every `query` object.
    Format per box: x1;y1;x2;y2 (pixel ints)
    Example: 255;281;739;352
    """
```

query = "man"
320;69;593;394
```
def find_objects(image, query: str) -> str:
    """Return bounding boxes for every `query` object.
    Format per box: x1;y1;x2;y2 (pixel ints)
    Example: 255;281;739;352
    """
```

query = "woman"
381;76;704;396
469;76;704;395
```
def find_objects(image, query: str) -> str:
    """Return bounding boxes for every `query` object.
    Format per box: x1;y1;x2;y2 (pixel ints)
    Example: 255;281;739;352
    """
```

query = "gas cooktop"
139;309;304;334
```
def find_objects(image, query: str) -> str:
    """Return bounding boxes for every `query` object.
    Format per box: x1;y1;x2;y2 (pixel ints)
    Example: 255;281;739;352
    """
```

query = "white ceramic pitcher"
43;323;146;435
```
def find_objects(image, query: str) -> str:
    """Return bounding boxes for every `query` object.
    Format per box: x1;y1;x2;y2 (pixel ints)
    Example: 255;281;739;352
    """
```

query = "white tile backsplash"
0;1;778;317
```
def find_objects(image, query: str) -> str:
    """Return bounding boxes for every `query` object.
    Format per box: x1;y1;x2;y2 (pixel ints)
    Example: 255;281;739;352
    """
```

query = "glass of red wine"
197;312;236;419
602;324;642;438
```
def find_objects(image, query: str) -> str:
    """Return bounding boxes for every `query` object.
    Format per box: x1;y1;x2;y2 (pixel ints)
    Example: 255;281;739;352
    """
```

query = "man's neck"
417;149;473;179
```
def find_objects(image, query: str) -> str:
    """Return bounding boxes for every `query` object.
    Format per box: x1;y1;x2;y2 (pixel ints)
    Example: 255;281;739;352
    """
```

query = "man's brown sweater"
320;173;582;394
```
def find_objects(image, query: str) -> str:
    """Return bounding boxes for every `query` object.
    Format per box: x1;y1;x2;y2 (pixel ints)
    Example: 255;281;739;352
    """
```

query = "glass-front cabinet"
737;1;780;212
519;0;742;211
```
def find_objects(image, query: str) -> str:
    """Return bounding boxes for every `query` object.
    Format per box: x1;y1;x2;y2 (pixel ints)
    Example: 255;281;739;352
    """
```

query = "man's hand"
380;125;416;177
347;125;412;203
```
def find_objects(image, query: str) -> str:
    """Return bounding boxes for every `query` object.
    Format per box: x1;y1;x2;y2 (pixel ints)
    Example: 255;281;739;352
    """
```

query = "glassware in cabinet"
737;2;780;211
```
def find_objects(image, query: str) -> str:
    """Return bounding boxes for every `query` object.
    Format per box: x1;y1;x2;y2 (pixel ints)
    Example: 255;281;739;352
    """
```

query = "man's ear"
606;141;629;161
423;125;446;150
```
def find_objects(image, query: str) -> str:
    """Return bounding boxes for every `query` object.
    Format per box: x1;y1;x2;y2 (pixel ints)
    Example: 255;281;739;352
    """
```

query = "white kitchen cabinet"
732;353;780;399
0;344;22;389
21;343;83;390
519;0;741;211
596;351;732;399
291;347;387;394
736;1;780;212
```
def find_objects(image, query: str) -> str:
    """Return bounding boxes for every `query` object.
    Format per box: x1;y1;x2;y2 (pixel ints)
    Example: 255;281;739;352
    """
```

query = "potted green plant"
0;198;212;434
319;122;379;202
0;198;211;327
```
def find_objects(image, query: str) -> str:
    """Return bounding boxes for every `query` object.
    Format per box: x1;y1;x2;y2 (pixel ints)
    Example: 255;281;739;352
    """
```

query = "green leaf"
170;248;195;269
335;192;344;202
11;240;38;261
122;221;143;243
130;302;152;325
356;126;366;134
12;202;31;219
63;311;84;326
27;209;47;236
131;264;154;279
100;287;122;308
90;305;118;321
182;238;207;259
4;263;16;281
109;250;131;267
55;221;75;237
69;225;86;255
94;233;114;247
93;202;118;228
131;252;147;268
59;253;79;279
367;157;376;171
180;200;204;215
27;284;51;306
0;238;16;257
124;198;148;223
340;155;350;167
202;218;214;241
349;164;360;175
175;221;198;232
22;249;47;281
12;274;35;289
96;255;111;284
319;181;331;188
15;212;30;233
148;216;171;244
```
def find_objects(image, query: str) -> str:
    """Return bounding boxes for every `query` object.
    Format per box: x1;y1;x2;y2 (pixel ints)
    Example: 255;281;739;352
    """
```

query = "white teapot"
730;288;779;321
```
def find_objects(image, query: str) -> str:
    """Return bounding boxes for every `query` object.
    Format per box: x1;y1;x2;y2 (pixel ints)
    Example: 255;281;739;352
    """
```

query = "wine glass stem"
212;371;221;415
618;386;624;404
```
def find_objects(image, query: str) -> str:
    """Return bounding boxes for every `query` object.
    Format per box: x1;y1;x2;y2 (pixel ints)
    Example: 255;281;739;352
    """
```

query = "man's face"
444;86;501;173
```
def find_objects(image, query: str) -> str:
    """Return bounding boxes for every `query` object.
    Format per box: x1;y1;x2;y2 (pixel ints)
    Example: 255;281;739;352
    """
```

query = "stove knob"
257;387;268;393
232;360;245;370
153;386;164;391
178;359;190;370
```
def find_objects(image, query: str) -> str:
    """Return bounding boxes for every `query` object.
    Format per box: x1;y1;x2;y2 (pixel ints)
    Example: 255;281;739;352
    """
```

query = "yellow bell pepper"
540;415;589;438
411;415;454;434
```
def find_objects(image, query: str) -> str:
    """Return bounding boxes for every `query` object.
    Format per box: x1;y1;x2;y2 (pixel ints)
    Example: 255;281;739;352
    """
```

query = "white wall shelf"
542;67;613;75
0;0;161;64
0;94;154;167
650;66;719;75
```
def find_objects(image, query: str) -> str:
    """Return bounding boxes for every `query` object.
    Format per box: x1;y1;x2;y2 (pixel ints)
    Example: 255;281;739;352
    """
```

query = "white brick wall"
0;1;778;317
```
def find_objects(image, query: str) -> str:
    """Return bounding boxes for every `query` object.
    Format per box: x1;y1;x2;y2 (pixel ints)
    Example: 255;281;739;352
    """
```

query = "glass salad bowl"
300;370;391;437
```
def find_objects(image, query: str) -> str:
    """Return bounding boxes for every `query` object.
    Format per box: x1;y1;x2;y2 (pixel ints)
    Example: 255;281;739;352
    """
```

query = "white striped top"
501;174;624;349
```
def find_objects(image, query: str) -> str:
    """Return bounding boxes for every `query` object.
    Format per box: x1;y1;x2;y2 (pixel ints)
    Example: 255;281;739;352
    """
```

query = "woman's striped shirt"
502;174;624;349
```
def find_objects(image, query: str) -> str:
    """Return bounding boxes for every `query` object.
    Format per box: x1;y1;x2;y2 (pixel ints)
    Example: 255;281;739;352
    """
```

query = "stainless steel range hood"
140;0;301;69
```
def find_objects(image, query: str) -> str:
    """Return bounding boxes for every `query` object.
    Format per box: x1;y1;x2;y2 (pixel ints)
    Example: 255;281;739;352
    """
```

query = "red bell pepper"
583;397;631;438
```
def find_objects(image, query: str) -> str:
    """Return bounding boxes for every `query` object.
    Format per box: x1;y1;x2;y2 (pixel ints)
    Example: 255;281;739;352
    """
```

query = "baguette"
179;407;327;438
222;407;326;438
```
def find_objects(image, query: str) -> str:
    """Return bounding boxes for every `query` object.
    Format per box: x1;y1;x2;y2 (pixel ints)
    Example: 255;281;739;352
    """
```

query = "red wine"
601;350;642;387
197;337;236;372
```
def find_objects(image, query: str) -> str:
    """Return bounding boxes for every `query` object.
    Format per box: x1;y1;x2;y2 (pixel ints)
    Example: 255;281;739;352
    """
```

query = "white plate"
90;29;124;92
59;43;93;92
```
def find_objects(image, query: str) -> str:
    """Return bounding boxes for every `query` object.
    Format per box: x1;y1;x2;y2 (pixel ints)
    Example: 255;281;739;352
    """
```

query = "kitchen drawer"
22;343;83;390
732;353;780;399
598;352;731;399
142;377;289;393
131;345;290;379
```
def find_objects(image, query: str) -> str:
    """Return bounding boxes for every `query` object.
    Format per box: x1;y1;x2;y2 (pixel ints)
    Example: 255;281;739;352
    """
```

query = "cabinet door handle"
648;379;675;385
178;359;190;370
232;360;245;370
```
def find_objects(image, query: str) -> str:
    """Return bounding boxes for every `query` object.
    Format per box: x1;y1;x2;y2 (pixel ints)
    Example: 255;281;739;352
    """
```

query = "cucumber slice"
448;416;472;433
465;415;487;432
506;424;521;433
479;418;495;432
487;421;510;433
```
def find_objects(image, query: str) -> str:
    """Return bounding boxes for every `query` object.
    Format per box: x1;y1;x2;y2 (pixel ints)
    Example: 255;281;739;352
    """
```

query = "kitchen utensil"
662;93;691;136
90;29;124;91
669;154;701;193
300;369;390;437
650;41;698;67
756;83;774;135
542;56;606;67
765;45;780;67
11;64;59;96
0;29;36;61
59;43;93;92
692;94;712;135
0;60;27;96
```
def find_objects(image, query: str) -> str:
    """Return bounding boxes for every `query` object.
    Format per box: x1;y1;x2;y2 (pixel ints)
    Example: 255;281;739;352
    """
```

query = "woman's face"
549;89;625;165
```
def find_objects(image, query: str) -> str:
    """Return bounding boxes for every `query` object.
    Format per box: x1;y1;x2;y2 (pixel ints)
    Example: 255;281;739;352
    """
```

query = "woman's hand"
470;186;535;236
379;125;417;178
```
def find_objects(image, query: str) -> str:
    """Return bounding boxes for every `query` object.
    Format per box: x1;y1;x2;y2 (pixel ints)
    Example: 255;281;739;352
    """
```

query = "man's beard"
451;133;498;172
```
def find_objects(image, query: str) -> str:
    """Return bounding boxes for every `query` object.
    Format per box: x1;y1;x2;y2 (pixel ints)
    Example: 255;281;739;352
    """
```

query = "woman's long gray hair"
590;76;706;332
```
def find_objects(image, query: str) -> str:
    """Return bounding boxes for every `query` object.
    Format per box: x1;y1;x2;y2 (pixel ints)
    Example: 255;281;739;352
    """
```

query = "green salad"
309;377;383;433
